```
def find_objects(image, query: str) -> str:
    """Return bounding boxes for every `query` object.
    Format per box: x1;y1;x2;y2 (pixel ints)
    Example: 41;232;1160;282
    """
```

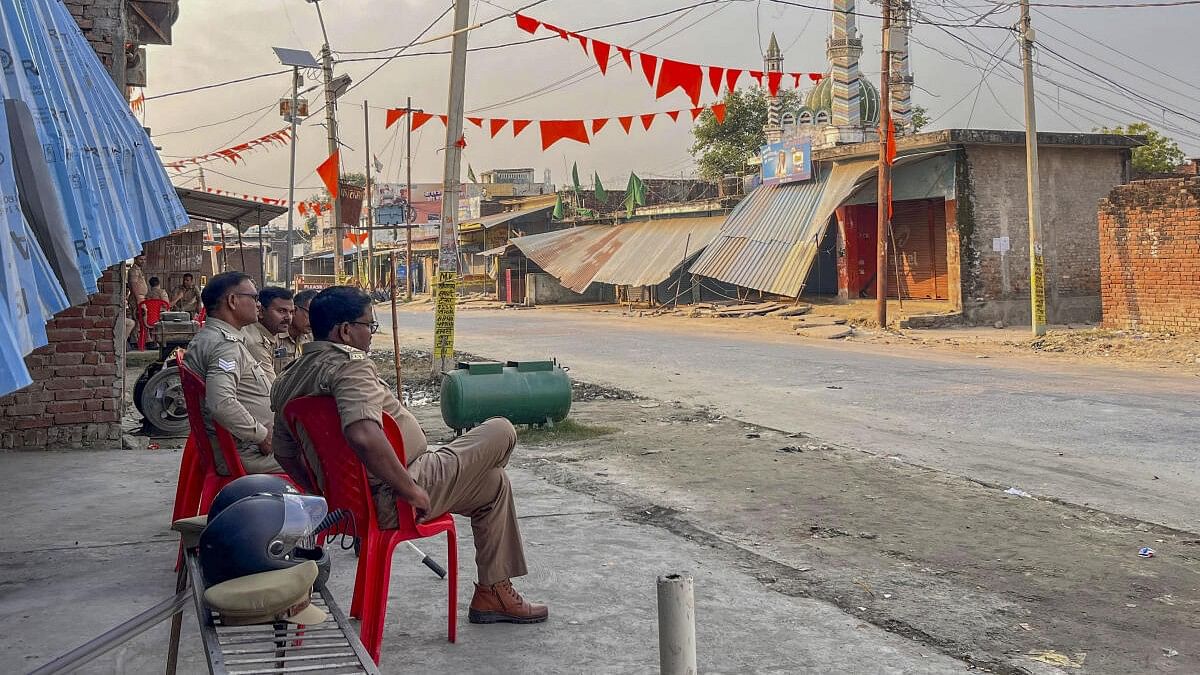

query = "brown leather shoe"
468;580;548;624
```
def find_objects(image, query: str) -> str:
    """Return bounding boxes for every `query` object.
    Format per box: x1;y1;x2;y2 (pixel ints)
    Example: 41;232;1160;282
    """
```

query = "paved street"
383;306;1200;530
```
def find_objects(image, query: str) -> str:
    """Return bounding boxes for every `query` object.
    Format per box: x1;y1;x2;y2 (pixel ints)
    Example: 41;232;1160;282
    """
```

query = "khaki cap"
204;560;327;626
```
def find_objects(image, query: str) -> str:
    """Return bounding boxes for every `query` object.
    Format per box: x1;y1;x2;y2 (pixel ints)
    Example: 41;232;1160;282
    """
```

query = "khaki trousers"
373;417;527;585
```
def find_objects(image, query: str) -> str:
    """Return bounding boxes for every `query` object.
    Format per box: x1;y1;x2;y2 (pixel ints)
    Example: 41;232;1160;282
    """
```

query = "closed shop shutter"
887;199;949;300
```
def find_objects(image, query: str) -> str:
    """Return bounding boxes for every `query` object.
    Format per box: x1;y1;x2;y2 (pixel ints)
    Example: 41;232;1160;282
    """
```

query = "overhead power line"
145;69;291;101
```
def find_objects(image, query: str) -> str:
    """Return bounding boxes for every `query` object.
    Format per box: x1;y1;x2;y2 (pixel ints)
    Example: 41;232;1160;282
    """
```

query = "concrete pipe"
657;573;697;675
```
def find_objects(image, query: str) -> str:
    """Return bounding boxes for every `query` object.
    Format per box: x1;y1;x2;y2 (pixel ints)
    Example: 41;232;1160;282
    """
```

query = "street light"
273;46;318;289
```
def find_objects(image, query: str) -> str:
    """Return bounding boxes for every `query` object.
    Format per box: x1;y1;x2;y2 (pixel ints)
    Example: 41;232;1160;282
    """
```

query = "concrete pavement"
381;306;1200;530
0;447;964;674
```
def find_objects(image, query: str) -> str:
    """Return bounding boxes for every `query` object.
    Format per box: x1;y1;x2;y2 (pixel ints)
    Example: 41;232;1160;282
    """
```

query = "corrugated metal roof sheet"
460;204;553;232
689;159;877;297
175;188;287;230
510;216;726;292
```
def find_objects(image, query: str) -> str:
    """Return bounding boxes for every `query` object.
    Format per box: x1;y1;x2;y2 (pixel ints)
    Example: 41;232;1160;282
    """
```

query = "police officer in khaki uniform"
270;286;547;625
244;286;295;384
279;289;316;367
184;272;282;475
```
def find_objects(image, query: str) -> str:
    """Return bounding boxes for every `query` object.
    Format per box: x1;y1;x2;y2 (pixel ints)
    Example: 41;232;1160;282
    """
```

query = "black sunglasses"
346;320;379;335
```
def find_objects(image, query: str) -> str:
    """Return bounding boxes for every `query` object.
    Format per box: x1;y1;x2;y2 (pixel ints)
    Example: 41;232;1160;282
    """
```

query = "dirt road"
379;305;1200;531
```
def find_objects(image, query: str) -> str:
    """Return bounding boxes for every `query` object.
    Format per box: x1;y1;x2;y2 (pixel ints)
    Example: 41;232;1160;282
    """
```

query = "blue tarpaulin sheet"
0;0;188;397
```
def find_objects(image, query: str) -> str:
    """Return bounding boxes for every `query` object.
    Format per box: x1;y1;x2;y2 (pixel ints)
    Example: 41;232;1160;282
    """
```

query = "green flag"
623;172;646;216
571;162;581;193
594;172;607;202
552;191;564;220
467;164;477;183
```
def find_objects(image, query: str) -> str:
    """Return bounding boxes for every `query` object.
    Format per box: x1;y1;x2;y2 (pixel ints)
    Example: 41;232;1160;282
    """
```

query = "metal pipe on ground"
657;573;697;675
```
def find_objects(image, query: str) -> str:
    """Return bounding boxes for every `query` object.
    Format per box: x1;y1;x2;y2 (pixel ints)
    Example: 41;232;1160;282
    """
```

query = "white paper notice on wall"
993;236;1011;253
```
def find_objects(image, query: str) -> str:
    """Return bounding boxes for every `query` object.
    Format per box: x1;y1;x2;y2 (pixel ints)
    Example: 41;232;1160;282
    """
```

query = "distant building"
479;167;553;197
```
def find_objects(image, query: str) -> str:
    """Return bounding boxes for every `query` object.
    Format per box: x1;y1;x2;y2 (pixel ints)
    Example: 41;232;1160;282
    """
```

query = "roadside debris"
1026;650;1086;669
1004;487;1033;498
1138;546;1156;558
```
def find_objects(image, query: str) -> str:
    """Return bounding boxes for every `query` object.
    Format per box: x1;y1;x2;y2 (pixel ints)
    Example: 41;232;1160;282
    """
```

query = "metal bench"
168;548;380;675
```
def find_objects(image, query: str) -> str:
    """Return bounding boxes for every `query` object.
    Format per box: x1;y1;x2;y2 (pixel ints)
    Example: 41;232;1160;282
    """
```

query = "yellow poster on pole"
433;270;458;361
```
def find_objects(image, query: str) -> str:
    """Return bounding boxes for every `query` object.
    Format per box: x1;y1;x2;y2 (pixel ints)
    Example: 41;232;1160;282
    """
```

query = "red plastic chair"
170;351;296;522
196;306;206;325
137;298;171;351
282;396;457;662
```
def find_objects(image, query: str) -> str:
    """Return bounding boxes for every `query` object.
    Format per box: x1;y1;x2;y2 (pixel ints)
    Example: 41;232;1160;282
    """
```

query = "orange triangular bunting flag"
690;107;705;121
655;59;704;106
512;119;533;137
437;115;448;125
725;69;743;91
572;33;589;54
710;103;727;123
618;116;634;133
666;110;681;122
767;71;783;97
467;117;484;128
539;120;590;151
490;119;509;138
592;118;610;134
708;67;725;96
617;46;633;70
639;53;658;87
317;150;339;200
411;112;435;131
385;108;407;129
592;40;611;76
639;113;656;131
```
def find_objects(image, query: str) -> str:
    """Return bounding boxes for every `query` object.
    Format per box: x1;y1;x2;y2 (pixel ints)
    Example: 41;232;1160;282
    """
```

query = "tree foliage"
690;88;801;180
1099;122;1185;174
911;105;930;132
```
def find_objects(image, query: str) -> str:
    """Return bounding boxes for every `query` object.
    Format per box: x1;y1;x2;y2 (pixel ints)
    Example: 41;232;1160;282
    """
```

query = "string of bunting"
384;102;727;151
514;12;823;105
164;127;292;171
195;186;290;207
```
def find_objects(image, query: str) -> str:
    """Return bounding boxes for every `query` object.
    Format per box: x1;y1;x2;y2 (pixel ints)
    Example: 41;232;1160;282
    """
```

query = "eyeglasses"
347;320;379;335
230;292;260;303
295;306;310;314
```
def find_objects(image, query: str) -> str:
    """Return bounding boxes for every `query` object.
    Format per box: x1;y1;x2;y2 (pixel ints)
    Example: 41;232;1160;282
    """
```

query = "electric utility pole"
285;68;301;288
432;0;471;374
364;100;375;289
406;96;415;302
321;43;343;281
1020;0;1047;336
876;0;893;329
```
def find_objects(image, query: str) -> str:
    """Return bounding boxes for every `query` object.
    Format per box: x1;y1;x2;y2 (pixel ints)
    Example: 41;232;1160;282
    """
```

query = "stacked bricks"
0;269;126;449
1;2;128;449
1098;177;1200;333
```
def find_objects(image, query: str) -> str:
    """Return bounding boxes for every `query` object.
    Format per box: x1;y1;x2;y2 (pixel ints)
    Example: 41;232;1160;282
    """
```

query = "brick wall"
0;0;128;449
1098;178;1200;333
0;269;126;449
959;145;1129;325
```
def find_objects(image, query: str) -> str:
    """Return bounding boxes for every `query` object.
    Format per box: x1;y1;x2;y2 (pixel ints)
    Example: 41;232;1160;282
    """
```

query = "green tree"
1099;122;1185;174
911;105;930;132
690;88;801;180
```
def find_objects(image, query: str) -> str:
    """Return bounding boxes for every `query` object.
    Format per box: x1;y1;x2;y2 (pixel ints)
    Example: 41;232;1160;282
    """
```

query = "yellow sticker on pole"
1031;252;1047;329
433;270;458;360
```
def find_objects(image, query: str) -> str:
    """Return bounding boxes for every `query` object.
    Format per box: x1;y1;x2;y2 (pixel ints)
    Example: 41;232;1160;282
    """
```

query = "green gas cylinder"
440;360;572;432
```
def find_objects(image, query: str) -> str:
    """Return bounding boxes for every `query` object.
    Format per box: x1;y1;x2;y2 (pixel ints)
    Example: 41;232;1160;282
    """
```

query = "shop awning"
510;216;726;293
176;188;287;231
459;204;553;233
689;159;876;297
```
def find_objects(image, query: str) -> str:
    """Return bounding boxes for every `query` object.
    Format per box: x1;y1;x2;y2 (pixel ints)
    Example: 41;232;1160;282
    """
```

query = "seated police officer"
244;286;295;385
270;286;547;624
184;272;282;474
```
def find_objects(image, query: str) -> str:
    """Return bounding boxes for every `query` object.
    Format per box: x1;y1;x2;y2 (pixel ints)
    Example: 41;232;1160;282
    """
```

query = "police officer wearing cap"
270;286;547;625
184;271;282;475
244;286;295;385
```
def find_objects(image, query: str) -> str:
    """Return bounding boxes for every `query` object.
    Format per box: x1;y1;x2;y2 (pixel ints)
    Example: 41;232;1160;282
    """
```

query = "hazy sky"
144;0;1200;205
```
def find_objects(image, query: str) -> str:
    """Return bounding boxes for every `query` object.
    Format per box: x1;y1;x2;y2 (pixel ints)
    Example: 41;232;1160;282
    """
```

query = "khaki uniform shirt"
173;286;200;314
147;287;169;302
128;263;147;301
278;331;312;372
183;317;273;447
271;341;427;490
244;322;285;386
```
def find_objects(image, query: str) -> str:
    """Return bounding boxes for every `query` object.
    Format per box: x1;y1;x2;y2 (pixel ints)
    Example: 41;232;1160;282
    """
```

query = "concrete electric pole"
1019;0;1047;336
406;96;415;302
321;43;344;282
432;0;471;374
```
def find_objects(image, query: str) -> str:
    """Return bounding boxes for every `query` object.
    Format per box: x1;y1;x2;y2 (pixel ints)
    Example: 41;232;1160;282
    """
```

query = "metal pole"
405;96;414;302
285;67;300;289
390;249;403;400
1020;0;1047;336
321;43;343;282
876;0;893;329
656;574;697;675
364;100;375;290
433;0;470;375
